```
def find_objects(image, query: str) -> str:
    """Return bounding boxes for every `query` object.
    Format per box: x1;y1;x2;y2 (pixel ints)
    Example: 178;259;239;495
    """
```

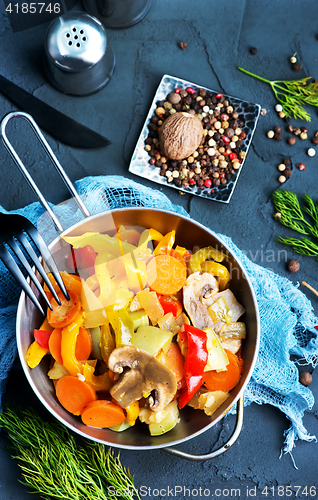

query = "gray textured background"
0;1;317;498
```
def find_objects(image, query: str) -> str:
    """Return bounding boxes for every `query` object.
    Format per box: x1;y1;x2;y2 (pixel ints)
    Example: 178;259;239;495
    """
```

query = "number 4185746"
6;3;61;14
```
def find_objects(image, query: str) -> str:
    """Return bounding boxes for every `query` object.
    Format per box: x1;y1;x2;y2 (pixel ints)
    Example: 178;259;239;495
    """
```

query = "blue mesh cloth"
0;175;317;460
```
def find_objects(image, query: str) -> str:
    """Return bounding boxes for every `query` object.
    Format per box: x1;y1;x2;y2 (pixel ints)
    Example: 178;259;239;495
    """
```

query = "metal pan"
2;112;260;460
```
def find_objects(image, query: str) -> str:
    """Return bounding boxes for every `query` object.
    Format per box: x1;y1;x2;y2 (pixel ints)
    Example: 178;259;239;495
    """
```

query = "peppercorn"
307;148;316;157
278;164;286;172
283;158;292;166
312;136;318;145
292;62;302;71
274;132;283;141
287;125;294;133
278;111;286;119
274;126;281;133
287;137;296;145
299;371;312;386
290;54;297;64
275;104;283;112
296;163;306;171
178;41;187;50
250;47;258;55
284;168;292;179
300;132;308;140
287;259;300;272
278;175;286;183
267;130;274;139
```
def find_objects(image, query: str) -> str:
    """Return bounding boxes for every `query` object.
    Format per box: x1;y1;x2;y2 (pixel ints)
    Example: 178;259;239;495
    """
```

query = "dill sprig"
238;67;318;121
0;406;140;500
272;190;318;258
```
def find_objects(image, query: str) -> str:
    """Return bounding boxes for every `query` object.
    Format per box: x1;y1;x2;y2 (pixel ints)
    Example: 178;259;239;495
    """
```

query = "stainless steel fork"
0;211;70;315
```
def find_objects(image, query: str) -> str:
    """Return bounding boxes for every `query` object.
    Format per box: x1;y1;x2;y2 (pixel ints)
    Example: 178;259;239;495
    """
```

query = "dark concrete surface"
0;0;318;498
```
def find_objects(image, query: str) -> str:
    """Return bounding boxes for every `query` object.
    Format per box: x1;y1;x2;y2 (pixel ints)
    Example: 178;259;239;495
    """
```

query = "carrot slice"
55;375;97;415
202;349;243;392
146;254;187;295
81;400;126;428
75;327;92;361
44;271;82;296
47;291;81;329
48;328;63;365
156;342;185;389
170;249;186;268
49;326;91;365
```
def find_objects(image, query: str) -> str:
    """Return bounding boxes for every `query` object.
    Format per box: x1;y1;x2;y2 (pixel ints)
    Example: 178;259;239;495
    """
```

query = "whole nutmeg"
287;259;300;273
158;112;204;160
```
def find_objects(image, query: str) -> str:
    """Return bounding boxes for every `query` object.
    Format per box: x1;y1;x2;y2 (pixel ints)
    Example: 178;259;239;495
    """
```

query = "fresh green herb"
272;190;318;258
238;67;318;121
0;406;140;500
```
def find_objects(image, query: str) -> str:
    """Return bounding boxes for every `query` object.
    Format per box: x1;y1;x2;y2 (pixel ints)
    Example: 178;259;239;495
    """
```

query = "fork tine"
7;238;55;311
25;225;70;301
0;246;45;315
16;232;66;305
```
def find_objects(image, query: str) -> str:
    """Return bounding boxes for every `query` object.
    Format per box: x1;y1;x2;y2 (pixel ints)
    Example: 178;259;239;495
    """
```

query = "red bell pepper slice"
65;245;97;272
34;329;52;350
178;324;208;409
157;294;183;318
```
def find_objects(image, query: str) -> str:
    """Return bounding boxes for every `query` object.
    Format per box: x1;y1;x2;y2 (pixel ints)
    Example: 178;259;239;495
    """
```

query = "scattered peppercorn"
275;104;283;113
287;137;296;145
307;148;316;157
296;163;306;171
292;62;302;71
273;212;282;220
299;371;312;386
312;136;318;145
250;47;258;55
267;130;275;139
284;168;292;179
278;175;286;183
274;132;283;141
178;41;187;50
287;259;300;272
283;158;292;166
290;53;297;64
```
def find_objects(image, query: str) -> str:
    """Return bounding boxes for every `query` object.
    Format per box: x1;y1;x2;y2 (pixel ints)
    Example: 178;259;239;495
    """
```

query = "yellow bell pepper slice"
153;230;175;256
94;252;116;307
106;308;134;347
63;232;136;256
125;401;139;426
100;322;115;364
26;340;49;369
122;253;147;294
189;246;226;274
83;363;112;391
136;288;164;325
138;228;163;247
61;313;84;376
200;261;230;291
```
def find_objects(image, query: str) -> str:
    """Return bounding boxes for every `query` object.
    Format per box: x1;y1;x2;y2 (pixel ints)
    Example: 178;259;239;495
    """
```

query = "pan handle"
163;396;244;461
0;111;91;233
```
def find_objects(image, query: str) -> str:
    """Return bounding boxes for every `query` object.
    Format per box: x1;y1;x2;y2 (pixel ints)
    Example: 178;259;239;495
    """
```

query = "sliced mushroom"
211;289;246;334
108;346;177;412
183;272;218;329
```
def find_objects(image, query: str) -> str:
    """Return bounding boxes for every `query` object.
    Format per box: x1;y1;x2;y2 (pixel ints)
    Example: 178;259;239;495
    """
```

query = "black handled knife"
0;75;111;149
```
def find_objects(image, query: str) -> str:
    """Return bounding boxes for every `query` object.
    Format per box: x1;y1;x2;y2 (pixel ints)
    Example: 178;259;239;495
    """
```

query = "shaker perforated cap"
44;12;115;96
